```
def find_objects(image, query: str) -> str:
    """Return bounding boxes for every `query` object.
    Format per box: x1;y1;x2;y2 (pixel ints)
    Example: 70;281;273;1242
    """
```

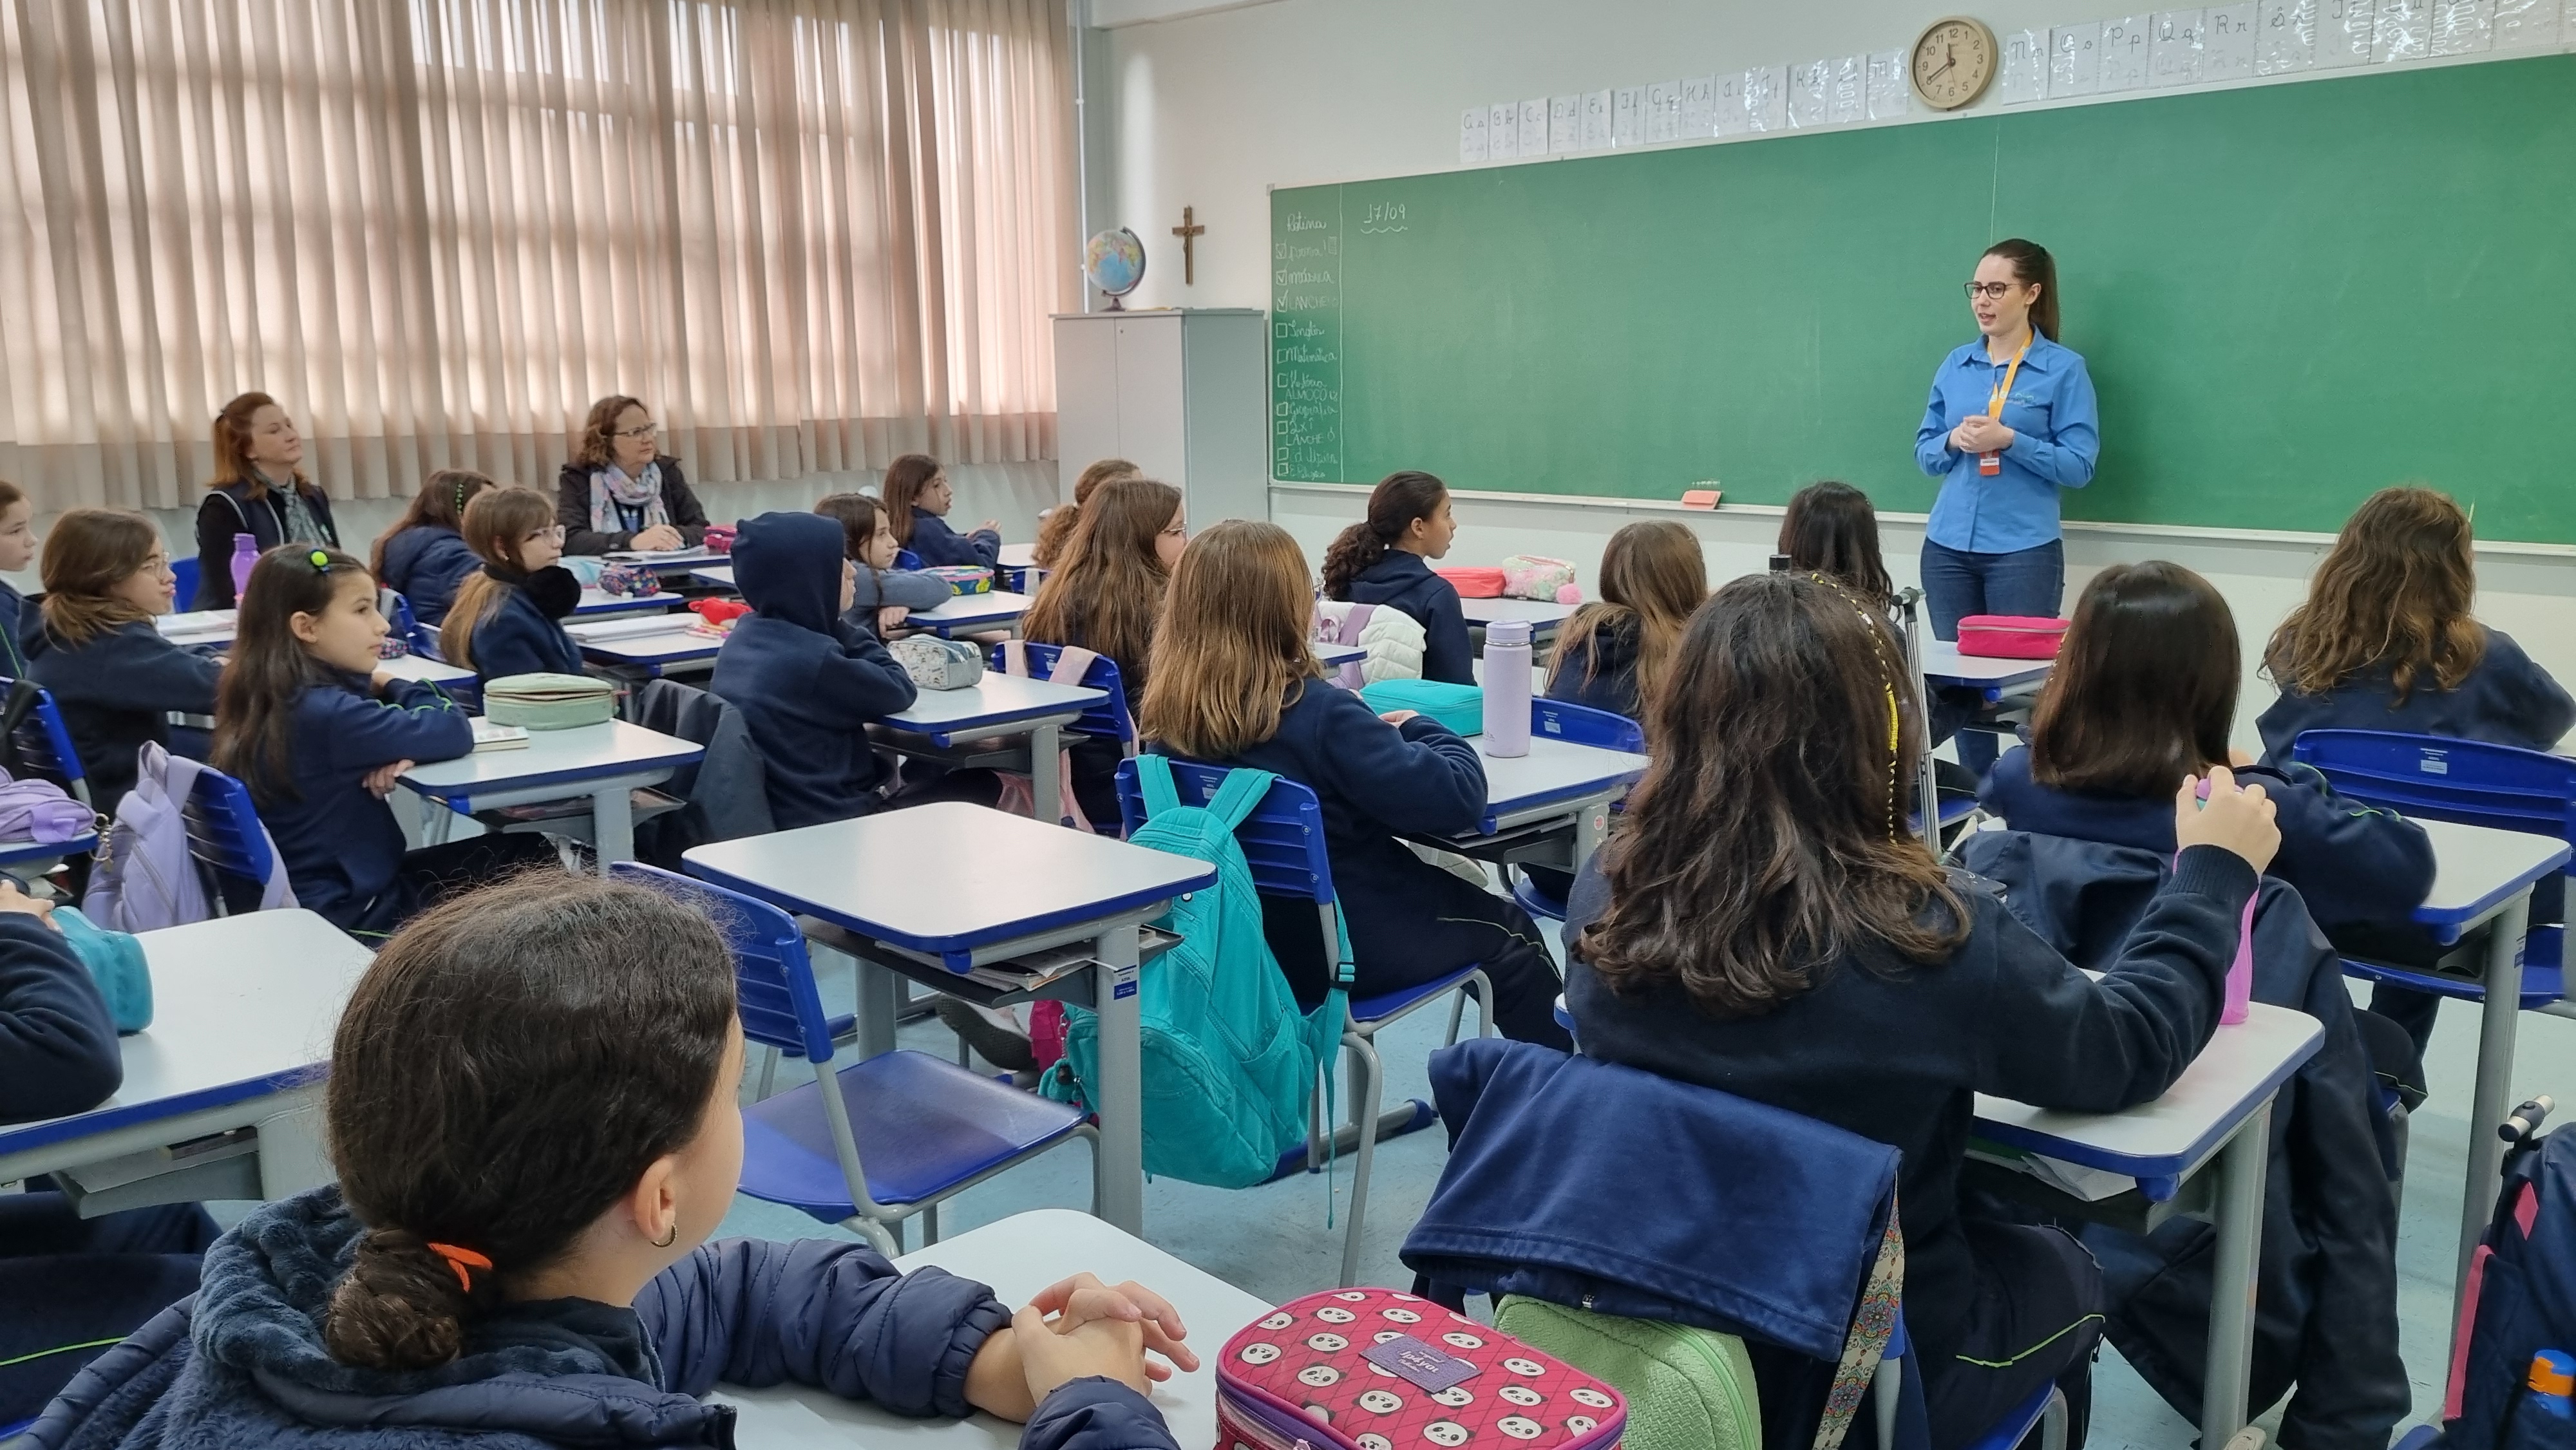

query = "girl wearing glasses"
557;395;714;556
1913;239;2100;777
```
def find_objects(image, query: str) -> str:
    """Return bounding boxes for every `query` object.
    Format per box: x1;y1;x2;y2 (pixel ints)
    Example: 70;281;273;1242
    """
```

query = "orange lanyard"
1985;335;2031;421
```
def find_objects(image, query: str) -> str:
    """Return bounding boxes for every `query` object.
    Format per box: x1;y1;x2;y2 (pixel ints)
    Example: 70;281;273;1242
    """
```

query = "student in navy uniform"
556;395;712;557
710;511;919;830
1022;477;1186;828
30;509;223;817
0;479;38;677
0;878;220;1425
815;492;954;637
33;872;1195;1450
1546;520;1703;721
1321;471;1473;685
1142;520;1568;1048
439;487;585;679
1564;571;2281;1450
882;453;1001;569
191;391;342;610
213;546;558;939
2258;486;2574;1048
1980;561;2434;933
371;469;495;626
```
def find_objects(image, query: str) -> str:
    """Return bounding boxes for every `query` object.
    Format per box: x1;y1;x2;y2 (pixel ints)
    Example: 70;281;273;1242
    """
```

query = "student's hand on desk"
0;879;57;930
1378;710;1419;728
877;605;910;634
2175;766;2280;873
363;760;415;798
630;524;685;552
1027;1272;1196;1376
963;1272;1195;1420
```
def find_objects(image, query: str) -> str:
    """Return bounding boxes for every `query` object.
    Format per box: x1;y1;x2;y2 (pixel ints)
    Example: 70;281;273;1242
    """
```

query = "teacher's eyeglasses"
1963;281;2020;300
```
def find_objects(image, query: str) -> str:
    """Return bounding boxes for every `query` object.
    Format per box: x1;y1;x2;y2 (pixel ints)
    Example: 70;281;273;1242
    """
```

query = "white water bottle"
1482;619;1532;758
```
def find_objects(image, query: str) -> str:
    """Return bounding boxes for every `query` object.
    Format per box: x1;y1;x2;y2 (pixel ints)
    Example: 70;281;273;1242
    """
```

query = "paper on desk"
1970;1145;2134;1202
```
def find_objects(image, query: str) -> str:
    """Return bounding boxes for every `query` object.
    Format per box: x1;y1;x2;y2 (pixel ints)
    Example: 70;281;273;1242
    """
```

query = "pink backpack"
991;639;1097;833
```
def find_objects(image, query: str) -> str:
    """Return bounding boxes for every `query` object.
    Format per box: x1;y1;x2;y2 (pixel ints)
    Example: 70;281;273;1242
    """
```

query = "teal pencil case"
1359;679;1483;737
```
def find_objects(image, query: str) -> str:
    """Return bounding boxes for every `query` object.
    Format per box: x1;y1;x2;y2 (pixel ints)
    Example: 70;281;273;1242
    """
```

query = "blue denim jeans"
1922;538;2065;778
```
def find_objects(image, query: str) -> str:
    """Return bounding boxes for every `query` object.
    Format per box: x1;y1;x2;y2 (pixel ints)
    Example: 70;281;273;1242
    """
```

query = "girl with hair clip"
29;509;223;816
555;395;711;557
1143;520;1569;1048
813;492;955;636
191;391;342;609
1545;520;1705;720
1032;458;1141;570
372;469;497;625
1023;476;1187;826
440;487;584;679
1564;571;2281;1450
212;546;556;938
881;454;1002;569
1321;471;1473;684
33;872;1197;1450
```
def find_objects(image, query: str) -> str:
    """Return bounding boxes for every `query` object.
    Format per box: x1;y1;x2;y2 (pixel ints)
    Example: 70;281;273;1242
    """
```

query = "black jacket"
192;482;342;610
1338;552;1473;685
1958;829;2408;1450
1544;612;1642;719
2257;625;2576;763
554;458;712;556
29;619;223;817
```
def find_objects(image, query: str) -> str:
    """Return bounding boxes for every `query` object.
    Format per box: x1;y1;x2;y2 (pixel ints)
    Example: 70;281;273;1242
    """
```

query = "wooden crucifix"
1171;206;1206;285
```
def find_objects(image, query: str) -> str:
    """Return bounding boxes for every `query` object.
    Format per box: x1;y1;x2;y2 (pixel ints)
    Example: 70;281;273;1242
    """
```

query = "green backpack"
1495;1296;1762;1450
1044;756;1348;1189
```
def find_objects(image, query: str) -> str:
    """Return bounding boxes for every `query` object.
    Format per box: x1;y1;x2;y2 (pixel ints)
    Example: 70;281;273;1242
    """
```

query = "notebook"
471;718;531;751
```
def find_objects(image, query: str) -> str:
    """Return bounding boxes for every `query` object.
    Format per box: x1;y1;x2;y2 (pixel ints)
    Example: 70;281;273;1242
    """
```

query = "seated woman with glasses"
556;395;714;556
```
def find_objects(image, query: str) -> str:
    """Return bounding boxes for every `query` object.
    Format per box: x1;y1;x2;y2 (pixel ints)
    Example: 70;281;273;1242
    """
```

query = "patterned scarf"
588;460;668;536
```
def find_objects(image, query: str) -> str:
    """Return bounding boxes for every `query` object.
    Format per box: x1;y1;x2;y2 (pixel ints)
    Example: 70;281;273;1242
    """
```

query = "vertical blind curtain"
0;0;1076;513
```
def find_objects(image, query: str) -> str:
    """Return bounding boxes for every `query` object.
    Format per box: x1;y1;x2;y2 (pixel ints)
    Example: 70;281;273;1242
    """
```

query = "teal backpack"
1043;755;1348;1189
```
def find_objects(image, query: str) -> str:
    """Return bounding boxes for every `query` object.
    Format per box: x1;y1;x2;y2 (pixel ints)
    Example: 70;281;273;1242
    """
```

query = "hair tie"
453;477;468;516
307;549;332;572
426;1241;492;1293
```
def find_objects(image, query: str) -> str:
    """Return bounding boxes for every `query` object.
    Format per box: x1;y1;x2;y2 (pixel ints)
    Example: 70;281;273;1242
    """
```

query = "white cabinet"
1051;309;1267;527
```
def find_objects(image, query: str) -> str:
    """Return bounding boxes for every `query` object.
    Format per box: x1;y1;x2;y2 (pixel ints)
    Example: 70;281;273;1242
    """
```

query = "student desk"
1462;596;1578;646
568;616;723;677
1419;737;1648;876
1918;640;2053;702
996;541;1043;594
575;587;684;619
0;910;372;1211
375;654;479;688
875;676;1108;831
907;590;1034;639
153;611;476;690
401;719;702;868
605;546;730;574
683;805;1215;1236
714;1207;1267;1449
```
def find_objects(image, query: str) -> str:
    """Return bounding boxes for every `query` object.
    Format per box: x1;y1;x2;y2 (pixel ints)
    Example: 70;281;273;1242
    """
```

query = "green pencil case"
1359;678;1483;737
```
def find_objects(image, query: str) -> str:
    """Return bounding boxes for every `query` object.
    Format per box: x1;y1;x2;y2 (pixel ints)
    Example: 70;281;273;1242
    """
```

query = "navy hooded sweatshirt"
1979;746;2432;930
904;507;1001;569
2256;625;2576;764
31;1186;1180;1450
457;568;585;679
30;619;224;817
0;912;120;1124
377;526;483;626
1544;612;1643;720
711;513;918;830
1337;552;1473;685
251;673;475;935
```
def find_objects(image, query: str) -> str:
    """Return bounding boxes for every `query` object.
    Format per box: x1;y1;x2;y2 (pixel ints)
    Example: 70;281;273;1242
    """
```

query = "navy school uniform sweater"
458;569;585;679
376;525;482;626
251;673;475;936
711;512;918;831
34;1185;1180;1450
904;506;1001;569
1562;843;2255;1358
0;578;32;677
1979;746;2433;929
1544;612;1643;720
0;912;120;1124
2257;625;2576;764
30;619;224;817
1339;552;1473;685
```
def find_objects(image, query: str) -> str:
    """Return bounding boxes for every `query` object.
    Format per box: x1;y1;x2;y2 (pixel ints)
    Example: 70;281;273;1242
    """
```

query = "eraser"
1680;488;1721;509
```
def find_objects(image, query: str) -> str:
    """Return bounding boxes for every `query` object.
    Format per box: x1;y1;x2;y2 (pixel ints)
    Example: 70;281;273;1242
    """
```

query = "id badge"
1978;451;2002;476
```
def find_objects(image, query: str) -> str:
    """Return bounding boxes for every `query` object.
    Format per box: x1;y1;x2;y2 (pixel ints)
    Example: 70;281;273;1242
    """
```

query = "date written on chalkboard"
1358;202;1408;234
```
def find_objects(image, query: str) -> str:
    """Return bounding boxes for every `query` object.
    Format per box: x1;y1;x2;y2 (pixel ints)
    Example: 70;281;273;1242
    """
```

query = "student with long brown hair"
813;493;954;634
1777;480;1895;608
555;395;712;556
1566;572;2280;1449
372;469;496;625
29;509;222;815
1031;458;1141;570
1023;478;1186;827
191;391;342;608
881;454;1001;569
2260;485;2573;760
439;487;583;678
1142;520;1567;1047
1545;520;1703;720
1320;471;1472;684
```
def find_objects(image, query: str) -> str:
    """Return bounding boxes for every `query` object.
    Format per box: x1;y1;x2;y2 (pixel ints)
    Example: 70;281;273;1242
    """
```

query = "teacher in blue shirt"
1914;238;2099;773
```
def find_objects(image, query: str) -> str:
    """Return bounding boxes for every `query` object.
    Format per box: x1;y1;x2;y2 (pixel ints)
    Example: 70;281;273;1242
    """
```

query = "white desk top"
379;654;478;686
713;1208;1267;1450
567;616;724;666
1462;597;1580;628
2414;816;2573;930
576;588;683;617
604;546;730;571
1316;642;1366;668
912;591;1035;631
156;610;236;644
0;910;372;1160
690;565;737;590
1974;997;2322;1180
685;802;1213;968
400;719;701;799
1920;640;2055;689
996;542;1039;569
1473;735;1649;825
884;675;1105;735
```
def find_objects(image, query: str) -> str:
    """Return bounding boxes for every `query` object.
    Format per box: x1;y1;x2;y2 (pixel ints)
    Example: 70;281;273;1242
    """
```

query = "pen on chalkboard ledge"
1681;484;1721;509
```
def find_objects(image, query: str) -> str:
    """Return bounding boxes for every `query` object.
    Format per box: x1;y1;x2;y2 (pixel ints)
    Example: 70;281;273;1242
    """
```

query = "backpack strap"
1202;766;1278;833
1134;752;1182;819
1816;1194;1904;1450
1045;644;1099;686
1001;637;1031;677
1336;603;1376;646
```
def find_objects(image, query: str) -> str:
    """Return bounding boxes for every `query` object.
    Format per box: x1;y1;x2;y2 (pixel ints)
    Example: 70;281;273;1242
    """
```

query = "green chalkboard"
1270;54;2576;541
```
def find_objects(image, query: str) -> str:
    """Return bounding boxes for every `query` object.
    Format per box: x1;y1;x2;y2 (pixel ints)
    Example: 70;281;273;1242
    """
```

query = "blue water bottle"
2506;1349;2575;1450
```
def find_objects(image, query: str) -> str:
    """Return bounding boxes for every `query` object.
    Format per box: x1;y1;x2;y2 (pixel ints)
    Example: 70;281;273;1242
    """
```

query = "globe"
1084;227;1146;309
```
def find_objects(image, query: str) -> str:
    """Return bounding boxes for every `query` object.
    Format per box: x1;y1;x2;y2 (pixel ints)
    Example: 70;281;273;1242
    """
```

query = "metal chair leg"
923;1203;941;1246
1339;1032;1385;1288
754;1046;779;1102
1873;1353;1902;1450
852;1215;900;1257
2040;1386;2069;1450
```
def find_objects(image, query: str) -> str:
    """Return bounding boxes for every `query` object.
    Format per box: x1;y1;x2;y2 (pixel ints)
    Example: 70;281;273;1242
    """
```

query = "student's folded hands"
962;1270;1197;1420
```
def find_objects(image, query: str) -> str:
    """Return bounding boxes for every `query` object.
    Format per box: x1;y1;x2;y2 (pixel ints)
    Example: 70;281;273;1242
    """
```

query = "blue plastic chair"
894;547;923;570
379;588;440;659
170;556;201;609
611;863;1093;1255
1;679;91;809
2291;728;2576;1010
1115;756;1490;1286
185;761;281;913
986;641;1136;755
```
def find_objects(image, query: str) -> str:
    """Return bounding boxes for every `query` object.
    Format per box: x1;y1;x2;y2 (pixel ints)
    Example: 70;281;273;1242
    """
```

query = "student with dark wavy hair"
1565;572;2279;1450
35;872;1197;1450
1320;471;1473;684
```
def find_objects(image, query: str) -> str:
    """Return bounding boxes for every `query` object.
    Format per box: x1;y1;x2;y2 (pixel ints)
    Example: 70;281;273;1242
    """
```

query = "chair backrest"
989;640;1133;743
894;547;923;570
183;762;275;887
171;556;201;607
1115;755;1336;906
0;677;88;803
2291;729;2576;848
380;588;437;657
1531;697;1645;753
612;862;837;1062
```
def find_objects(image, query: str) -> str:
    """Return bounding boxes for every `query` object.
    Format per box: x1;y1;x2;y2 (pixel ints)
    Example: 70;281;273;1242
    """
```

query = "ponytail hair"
372;469;495;576
214;545;370;804
1983;238;2060;342
1321;471;1448;600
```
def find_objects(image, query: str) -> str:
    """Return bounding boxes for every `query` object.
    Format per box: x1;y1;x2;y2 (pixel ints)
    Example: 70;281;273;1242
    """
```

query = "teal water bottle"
2506;1349;2574;1450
